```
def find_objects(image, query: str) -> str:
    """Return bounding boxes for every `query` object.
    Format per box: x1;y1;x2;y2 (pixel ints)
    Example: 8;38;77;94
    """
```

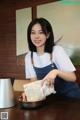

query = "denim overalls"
31;52;80;98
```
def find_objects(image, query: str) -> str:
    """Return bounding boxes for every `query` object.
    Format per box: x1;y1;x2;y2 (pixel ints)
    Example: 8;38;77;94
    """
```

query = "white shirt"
25;45;76;79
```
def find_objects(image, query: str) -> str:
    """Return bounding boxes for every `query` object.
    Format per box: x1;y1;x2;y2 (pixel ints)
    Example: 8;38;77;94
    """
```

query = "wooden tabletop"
0;91;80;120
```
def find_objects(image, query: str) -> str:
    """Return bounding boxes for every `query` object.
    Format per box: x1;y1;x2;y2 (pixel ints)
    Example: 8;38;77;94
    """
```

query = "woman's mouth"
34;40;41;44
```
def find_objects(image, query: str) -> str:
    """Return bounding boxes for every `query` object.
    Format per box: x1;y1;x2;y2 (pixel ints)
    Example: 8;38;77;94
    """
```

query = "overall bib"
31;52;80;98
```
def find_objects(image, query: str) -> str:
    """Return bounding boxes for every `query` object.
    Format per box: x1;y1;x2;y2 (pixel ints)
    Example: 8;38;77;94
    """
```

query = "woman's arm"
56;69;76;82
42;69;76;86
43;45;76;85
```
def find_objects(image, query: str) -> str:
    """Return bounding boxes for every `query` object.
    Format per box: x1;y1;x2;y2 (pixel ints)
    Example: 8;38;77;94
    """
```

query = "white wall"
37;1;80;57
16;7;31;56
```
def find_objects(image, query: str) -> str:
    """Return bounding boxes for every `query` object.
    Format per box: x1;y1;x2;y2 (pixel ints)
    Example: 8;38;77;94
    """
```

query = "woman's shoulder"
25;51;31;60
25;51;37;60
53;45;64;52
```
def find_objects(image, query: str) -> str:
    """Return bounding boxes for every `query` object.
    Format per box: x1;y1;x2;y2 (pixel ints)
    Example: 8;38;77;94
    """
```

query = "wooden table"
0;91;80;120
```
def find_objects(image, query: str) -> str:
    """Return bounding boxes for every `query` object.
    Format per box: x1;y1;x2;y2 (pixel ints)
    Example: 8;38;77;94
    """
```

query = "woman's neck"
37;46;45;55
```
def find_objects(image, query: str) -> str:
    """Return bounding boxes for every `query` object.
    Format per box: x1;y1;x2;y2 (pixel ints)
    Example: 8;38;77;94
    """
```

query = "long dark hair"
27;18;55;53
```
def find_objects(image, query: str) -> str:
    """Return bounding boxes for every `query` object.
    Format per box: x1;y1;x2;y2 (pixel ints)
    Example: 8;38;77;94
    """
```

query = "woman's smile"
34;39;43;46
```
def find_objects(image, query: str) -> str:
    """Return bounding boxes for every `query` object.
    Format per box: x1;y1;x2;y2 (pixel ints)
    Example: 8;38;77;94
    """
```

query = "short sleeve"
53;45;76;72
25;52;36;79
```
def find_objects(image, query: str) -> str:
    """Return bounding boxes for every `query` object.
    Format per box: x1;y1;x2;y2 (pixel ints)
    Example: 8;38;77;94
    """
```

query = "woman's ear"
46;32;50;39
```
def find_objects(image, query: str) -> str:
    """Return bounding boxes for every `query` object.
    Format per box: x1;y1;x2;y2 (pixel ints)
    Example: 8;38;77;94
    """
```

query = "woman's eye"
31;31;35;34
31;31;44;35
39;31;44;34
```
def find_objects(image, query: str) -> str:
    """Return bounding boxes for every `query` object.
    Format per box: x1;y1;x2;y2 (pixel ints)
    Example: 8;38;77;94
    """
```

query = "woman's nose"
35;33;39;38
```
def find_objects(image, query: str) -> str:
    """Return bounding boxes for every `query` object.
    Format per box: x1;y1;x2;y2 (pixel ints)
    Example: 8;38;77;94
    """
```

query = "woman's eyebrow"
31;29;43;32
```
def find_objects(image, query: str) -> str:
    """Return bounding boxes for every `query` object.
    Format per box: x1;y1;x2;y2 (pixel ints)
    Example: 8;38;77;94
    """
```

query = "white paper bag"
23;80;45;102
23;80;56;102
41;81;56;96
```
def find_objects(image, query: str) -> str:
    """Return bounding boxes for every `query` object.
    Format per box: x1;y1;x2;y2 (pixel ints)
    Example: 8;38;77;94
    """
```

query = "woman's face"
30;23;49;48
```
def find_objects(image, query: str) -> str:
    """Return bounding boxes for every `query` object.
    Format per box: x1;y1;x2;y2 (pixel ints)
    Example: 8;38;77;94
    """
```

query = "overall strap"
50;53;53;65
50;53;57;68
50;53;52;61
31;52;34;65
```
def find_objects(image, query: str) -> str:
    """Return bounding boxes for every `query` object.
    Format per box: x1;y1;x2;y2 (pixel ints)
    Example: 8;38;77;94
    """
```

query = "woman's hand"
42;69;58;86
19;92;27;102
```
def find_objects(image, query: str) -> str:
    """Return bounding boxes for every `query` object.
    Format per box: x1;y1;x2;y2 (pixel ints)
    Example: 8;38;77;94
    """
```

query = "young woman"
23;17;80;100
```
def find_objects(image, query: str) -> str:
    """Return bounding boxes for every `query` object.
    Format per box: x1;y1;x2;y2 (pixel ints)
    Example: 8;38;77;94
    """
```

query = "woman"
23;17;80;101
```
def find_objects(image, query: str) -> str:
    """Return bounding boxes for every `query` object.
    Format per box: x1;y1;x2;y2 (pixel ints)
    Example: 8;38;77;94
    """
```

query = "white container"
0;78;15;108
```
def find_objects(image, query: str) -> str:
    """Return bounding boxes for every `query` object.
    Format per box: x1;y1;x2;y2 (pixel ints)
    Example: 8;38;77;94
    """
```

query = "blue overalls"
31;52;80;98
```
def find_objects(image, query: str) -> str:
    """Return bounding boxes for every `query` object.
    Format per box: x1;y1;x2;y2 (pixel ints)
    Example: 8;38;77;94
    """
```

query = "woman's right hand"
41;69;58;87
21;92;27;102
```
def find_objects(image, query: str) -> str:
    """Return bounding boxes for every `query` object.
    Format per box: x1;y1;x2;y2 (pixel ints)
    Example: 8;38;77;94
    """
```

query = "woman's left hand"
42;69;58;86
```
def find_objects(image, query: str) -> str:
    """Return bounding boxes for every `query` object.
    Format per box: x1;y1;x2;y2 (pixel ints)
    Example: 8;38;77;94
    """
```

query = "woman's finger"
22;92;27;102
41;80;45;86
